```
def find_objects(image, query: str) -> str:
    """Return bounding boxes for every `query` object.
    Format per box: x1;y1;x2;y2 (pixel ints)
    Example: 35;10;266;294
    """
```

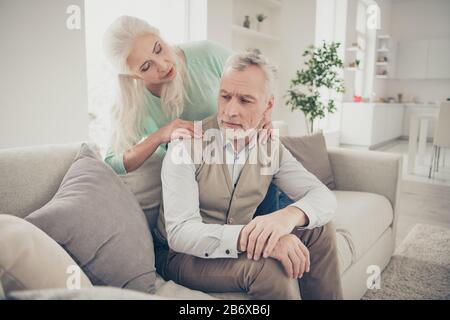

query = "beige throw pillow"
280;132;336;189
0;214;92;294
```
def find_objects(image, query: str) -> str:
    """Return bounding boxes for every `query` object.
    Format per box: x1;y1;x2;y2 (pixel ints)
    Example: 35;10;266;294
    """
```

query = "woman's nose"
155;58;168;73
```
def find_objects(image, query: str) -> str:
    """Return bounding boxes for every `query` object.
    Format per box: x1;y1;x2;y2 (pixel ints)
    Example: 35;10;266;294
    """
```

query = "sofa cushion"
280;132;335;189
25;143;157;294
332;191;394;261
7;287;165;300
336;232;353;274
0;215;93;294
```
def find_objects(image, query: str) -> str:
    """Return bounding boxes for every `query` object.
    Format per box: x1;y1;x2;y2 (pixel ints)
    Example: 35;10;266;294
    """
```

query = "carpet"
363;223;450;300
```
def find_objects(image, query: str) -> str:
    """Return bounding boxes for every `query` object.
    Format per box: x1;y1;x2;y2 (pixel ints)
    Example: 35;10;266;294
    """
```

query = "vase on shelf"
243;15;250;29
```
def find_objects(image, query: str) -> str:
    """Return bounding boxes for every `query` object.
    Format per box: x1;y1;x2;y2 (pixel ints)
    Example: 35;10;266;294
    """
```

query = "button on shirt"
161;134;337;259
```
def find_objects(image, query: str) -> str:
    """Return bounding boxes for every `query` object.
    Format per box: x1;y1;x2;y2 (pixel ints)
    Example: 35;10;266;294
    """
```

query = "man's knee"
247;257;300;300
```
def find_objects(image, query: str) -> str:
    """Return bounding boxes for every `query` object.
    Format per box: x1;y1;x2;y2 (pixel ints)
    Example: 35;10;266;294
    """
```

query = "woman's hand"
258;113;273;144
157;119;202;144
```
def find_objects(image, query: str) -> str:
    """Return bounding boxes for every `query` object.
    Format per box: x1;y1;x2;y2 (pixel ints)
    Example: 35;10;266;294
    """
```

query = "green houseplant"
286;42;345;134
255;13;267;32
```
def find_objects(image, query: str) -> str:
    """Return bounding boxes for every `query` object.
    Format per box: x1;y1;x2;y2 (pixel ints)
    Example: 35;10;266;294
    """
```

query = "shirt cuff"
288;201;318;230
215;224;245;259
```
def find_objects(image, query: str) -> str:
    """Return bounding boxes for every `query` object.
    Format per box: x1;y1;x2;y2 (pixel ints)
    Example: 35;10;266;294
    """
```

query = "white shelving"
231;24;280;42
346;46;363;53
375;34;396;79
231;0;282;66
345;43;364;73
259;0;282;8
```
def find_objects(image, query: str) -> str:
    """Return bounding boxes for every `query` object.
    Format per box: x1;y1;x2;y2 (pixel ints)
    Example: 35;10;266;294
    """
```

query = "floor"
342;139;450;247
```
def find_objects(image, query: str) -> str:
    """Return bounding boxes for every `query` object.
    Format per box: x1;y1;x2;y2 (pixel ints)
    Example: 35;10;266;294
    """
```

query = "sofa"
0;141;402;300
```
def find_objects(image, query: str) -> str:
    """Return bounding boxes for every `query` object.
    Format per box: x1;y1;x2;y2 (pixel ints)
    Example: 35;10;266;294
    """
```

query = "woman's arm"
122;130;164;173
105;118;200;174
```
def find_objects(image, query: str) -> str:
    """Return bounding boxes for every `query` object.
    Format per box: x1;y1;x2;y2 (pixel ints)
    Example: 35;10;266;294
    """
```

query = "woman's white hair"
223;51;278;101
103;15;188;156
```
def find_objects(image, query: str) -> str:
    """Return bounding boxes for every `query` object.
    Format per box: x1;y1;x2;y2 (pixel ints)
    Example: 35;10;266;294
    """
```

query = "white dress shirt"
161;135;337;259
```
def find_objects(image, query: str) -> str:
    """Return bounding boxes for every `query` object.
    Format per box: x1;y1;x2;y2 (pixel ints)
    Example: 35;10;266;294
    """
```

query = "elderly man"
153;52;343;300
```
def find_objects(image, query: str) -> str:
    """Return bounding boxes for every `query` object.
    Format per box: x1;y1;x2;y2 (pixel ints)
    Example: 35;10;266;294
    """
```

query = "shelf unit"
231;24;280;42
345;42;364;76
231;0;282;59
375;34;396;79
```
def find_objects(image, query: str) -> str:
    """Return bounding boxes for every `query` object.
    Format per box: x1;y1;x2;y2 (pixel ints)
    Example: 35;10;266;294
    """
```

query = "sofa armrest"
327;147;402;230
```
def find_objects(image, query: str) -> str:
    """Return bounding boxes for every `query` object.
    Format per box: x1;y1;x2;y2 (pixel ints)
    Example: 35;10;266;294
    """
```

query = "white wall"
0;0;88;149
314;0;348;144
277;0;317;136
206;0;232;48
386;0;450;103
188;0;232;47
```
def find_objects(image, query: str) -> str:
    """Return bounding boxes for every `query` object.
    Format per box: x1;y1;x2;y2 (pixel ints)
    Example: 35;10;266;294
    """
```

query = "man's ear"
264;95;275;118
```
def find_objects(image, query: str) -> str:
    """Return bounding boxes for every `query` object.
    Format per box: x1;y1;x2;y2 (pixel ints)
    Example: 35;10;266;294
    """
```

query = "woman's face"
126;33;177;86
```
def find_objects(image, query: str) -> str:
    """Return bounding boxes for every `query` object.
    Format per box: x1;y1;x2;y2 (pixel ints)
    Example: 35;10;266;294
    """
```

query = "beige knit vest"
156;115;283;242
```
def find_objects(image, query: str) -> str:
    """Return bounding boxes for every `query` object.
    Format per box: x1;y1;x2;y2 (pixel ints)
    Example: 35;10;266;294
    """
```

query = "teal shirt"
105;40;232;174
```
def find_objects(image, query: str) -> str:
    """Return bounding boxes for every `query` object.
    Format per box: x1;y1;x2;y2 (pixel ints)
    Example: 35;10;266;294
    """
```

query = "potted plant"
255;13;267;32
285;41;345;134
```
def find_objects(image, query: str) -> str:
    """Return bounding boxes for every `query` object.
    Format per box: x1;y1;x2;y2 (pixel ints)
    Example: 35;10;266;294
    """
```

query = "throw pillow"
280;132;336;189
0;214;92;294
25;143;156;293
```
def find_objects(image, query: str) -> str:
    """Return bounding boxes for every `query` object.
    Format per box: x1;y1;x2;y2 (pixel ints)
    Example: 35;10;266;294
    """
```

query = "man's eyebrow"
139;42;159;70
240;94;256;101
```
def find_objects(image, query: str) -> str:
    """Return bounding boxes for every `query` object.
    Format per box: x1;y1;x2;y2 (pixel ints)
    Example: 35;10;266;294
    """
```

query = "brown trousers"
154;222;343;300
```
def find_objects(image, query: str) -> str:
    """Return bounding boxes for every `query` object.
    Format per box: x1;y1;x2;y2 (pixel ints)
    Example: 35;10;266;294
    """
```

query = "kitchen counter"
341;102;442;148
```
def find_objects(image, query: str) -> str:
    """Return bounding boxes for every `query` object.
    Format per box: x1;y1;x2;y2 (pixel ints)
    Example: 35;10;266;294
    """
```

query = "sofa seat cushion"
332;191;393;262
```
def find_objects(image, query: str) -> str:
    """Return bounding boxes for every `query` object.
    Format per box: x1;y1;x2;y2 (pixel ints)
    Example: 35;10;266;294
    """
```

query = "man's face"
217;65;273;138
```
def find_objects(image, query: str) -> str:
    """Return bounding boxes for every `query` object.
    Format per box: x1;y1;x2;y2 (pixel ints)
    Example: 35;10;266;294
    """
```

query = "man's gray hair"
223;51;278;100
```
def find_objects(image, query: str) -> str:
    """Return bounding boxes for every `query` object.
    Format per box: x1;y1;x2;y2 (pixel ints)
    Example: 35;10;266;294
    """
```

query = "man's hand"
238;206;309;260
269;234;310;278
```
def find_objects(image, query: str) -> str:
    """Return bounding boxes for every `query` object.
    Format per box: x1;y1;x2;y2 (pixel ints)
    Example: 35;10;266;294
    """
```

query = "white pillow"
0;214;92;294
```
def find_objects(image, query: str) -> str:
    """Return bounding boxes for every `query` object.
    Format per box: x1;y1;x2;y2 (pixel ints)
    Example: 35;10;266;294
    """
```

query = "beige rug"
363;223;450;300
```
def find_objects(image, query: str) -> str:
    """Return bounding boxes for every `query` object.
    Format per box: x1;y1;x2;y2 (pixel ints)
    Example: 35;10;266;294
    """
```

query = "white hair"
103;15;188;156
223;51;278;101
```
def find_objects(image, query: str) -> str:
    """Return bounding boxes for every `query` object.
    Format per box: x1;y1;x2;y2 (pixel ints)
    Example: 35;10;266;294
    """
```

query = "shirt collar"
222;131;258;156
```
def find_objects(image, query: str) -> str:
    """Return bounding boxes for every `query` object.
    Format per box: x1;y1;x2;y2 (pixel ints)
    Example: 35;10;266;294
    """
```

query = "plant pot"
256;21;263;32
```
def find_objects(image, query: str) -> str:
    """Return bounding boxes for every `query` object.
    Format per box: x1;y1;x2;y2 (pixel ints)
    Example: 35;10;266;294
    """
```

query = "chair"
429;101;450;178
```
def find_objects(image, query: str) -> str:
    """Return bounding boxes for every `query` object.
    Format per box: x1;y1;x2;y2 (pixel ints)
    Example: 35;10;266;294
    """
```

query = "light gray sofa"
0;142;402;300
